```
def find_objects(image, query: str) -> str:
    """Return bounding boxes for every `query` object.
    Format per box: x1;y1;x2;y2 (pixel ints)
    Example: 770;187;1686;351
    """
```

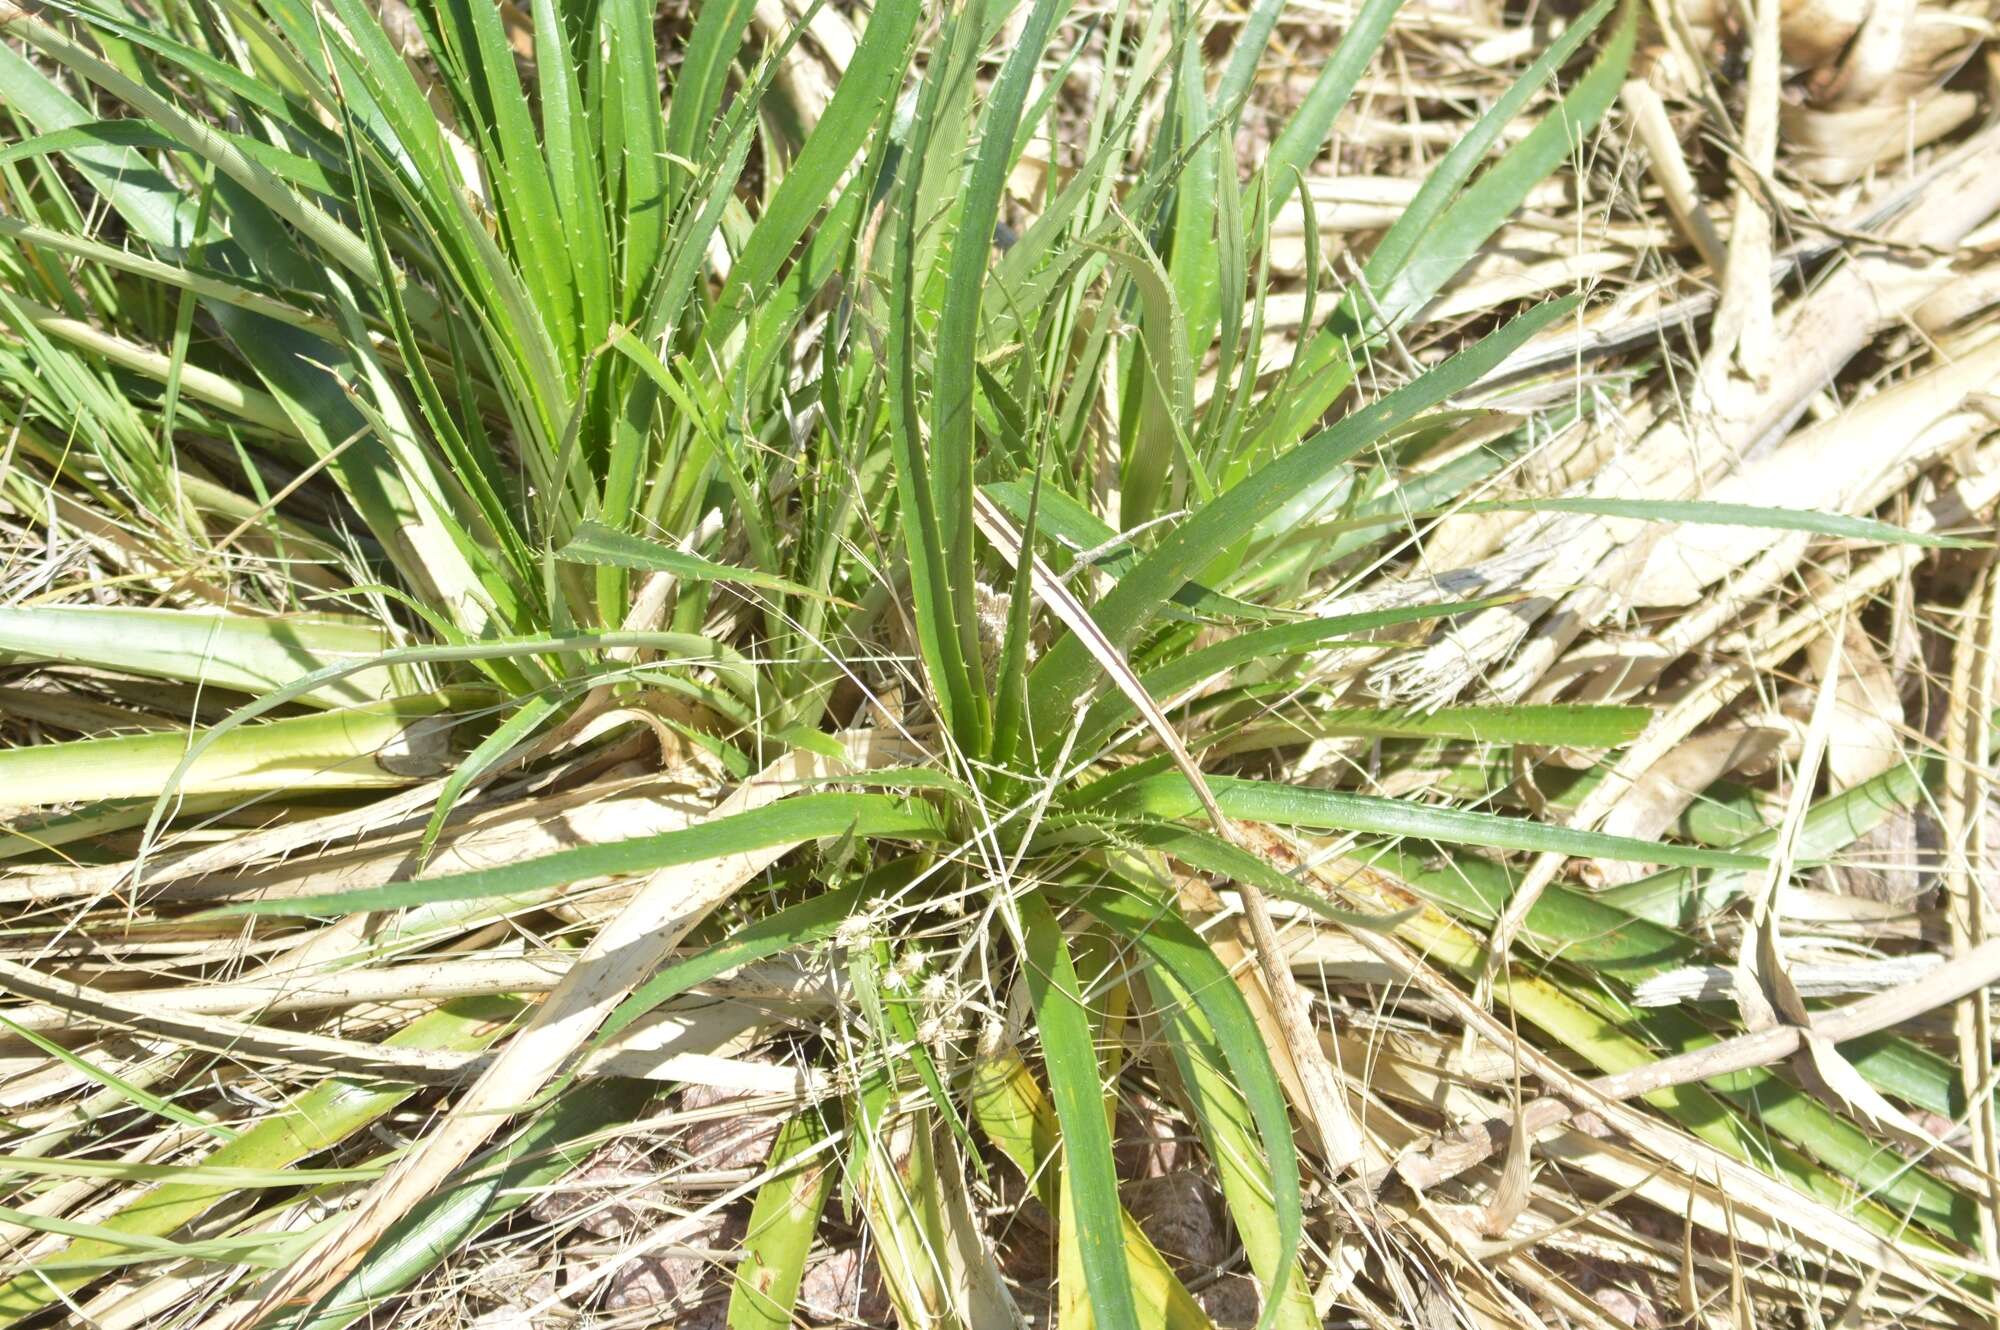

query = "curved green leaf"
1460;497;1981;548
728;1110;838;1330
0;606;406;708
558;520;845;602
0;692;467;807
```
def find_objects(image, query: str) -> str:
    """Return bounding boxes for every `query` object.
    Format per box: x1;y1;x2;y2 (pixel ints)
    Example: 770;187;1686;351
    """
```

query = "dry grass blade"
0;957;566;1034
1244;834;1965;1296
0;959;470;1081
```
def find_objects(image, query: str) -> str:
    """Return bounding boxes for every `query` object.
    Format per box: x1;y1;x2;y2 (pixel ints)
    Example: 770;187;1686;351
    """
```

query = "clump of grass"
2;1;1996;1328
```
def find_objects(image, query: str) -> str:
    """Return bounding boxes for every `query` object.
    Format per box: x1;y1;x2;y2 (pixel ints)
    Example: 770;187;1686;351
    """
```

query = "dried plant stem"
1945;551;2000;1292
0;956;568;1035
1380;126;2000;711
1621;79;1726;270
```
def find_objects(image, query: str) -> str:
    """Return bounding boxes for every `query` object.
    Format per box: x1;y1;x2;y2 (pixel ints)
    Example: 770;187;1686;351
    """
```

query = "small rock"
680;1083;781;1171
1571;1260;1665;1329
527;1140;657;1238
1826;810;1922;902
591;1253;700;1312
798;1246;893;1324
1587;1281;1662;1329
1124;1171;1225;1270
567;1223;741;1322
1197;1274;1262;1327
467;1311;534;1330
1114;1102;1187;1178
458;1256;568;1328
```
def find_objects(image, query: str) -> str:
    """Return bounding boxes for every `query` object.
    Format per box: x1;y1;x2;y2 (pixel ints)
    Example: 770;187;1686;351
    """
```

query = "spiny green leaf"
557;521;848;603
1028;299;1577;729
208;794;947;917
1224;703;1653;748
1460;497;1982;548
727;1110;838;1330
1079;772;1767;869
1083;889;1308;1330
1018;894;1142;1330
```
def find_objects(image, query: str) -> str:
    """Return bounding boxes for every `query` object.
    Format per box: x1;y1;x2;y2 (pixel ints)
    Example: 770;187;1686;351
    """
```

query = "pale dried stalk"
1626;335;2000;611
1583;725;1791;887
1485;144;1973;386
1418;250;1635;324
1176;877;1328;1155
1576;426;2000;705
1704;0;1780;375
1944;552;2000;1278
1478;462;1920;989
1730;623;1843;1041
750;0;852;134
1;944;836;1040
79;1252;218;1330
1621;79;1727;270
168;770;710;908
1633;955;1945;1006
0;958;471;1082
1;778;454;906
2;741;641;908
1809;616;1905;791
1460;185;1973;577
1467;448;1999;977
0;956;568;1035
